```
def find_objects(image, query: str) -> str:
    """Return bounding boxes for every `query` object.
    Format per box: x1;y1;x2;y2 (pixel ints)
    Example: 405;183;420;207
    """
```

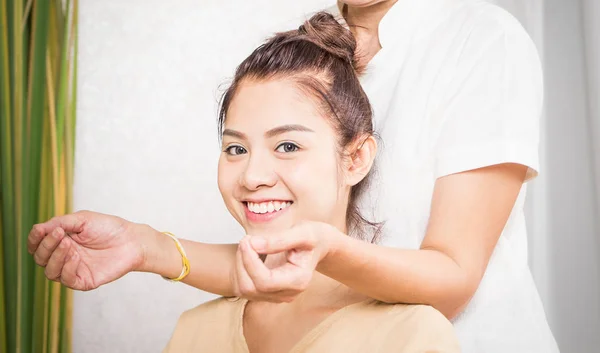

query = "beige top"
163;297;460;353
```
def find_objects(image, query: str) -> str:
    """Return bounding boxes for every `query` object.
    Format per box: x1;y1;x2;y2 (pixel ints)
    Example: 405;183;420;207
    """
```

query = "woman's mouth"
243;200;293;223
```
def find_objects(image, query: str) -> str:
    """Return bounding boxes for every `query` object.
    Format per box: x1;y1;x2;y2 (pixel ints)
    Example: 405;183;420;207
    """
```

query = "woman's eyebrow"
222;129;246;140
222;125;314;140
265;124;315;138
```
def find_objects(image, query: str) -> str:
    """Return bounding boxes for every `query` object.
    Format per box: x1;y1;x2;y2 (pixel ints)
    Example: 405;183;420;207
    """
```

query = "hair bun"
297;12;363;73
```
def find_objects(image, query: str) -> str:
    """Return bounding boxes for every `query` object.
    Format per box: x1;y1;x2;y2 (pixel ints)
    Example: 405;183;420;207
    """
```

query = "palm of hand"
65;213;141;290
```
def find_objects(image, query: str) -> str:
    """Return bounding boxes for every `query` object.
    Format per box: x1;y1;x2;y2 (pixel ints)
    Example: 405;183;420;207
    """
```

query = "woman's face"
217;79;350;235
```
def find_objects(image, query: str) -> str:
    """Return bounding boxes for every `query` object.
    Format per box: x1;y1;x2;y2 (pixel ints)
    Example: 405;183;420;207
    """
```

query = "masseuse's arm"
250;162;528;320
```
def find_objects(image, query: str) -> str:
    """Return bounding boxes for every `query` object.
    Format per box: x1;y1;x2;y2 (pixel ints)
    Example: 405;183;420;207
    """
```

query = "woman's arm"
249;163;528;319
139;229;238;296
28;211;306;300
27;211;240;295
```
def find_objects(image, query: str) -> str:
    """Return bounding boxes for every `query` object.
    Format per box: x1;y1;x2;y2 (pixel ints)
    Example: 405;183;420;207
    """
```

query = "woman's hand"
27;211;148;291
231;221;339;302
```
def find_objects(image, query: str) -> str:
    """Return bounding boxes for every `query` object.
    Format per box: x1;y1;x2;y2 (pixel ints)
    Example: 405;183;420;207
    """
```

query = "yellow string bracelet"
161;232;190;282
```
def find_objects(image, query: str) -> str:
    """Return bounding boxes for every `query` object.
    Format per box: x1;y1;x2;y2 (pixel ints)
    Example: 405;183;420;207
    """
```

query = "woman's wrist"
135;224;182;279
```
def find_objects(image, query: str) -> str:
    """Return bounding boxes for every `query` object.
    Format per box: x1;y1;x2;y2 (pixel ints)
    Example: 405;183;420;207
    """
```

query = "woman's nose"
240;154;277;190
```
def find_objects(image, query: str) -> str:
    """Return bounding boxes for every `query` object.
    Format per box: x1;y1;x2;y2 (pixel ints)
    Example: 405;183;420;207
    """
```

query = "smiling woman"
162;12;459;353
218;80;361;235
216;14;379;242
26;11;459;353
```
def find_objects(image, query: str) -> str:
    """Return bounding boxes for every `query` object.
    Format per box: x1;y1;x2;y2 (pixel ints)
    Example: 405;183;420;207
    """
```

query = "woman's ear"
345;135;377;187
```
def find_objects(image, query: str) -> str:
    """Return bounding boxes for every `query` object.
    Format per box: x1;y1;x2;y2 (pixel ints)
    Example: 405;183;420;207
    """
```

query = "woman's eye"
225;145;247;156
275;142;299;153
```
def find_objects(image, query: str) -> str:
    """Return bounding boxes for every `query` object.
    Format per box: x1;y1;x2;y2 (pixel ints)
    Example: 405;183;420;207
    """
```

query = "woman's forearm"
318;234;475;319
137;224;237;297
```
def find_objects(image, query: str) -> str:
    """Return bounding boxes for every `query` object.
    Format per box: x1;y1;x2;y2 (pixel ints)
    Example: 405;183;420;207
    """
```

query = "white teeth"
247;201;292;214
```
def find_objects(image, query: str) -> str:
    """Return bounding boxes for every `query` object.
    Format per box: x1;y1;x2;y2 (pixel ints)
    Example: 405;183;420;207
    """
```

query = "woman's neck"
338;0;398;64
295;271;368;310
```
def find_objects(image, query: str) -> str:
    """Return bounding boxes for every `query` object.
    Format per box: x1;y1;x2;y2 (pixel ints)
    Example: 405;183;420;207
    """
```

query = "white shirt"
332;0;559;351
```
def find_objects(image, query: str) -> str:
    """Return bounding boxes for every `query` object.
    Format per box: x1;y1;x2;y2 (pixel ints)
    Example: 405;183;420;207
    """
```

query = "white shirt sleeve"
433;21;544;181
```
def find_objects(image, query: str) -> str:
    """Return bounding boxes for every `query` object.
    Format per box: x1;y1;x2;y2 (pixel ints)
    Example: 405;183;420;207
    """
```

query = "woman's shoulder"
163;298;245;352
171;297;244;337
346;301;460;352
179;297;244;321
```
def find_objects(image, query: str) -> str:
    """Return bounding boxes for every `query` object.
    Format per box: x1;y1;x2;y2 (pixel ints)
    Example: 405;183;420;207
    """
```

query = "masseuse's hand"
233;221;338;303
27;211;145;291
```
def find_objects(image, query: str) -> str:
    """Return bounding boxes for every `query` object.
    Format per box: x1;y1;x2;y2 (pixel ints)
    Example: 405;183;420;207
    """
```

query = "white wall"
582;0;600;211
74;1;331;352
541;0;600;351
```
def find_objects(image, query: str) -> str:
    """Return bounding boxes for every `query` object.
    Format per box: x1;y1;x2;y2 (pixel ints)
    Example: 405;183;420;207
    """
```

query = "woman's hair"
218;12;380;242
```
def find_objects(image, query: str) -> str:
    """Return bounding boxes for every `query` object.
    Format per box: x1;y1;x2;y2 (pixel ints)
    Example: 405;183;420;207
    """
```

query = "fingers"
28;224;48;255
28;213;86;254
61;248;82;289
287;249;314;268
234;239;299;302
249;231;314;255
44;235;72;281
33;227;66;267
266;259;313;293
240;237;312;294
240;237;276;292
235;240;257;296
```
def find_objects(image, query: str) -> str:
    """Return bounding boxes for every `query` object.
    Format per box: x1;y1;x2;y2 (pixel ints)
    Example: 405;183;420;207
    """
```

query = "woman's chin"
243;221;292;236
